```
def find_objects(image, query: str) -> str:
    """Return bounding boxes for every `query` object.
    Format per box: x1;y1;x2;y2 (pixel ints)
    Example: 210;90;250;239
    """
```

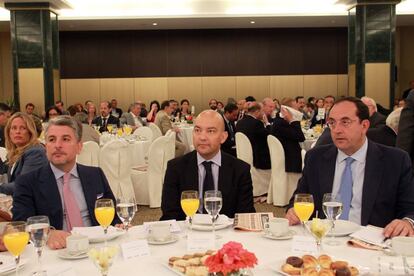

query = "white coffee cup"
264;218;289;237
149;223;171;241
391;236;414;256
66;234;89;255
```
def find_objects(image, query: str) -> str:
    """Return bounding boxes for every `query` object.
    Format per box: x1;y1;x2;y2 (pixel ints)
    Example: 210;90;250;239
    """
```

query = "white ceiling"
0;0;413;31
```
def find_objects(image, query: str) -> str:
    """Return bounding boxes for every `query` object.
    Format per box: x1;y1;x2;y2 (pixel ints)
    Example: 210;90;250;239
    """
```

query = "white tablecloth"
11;223;401;276
178;125;194;153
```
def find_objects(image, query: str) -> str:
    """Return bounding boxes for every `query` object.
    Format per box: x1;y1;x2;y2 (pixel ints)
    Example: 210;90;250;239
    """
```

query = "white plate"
0;256;27;275
262;230;296;240
327;220;360;237
57;249;89;260
191;214;233;231
148;234;179;245
72;226;125;243
162;262;185;276
191;222;232;231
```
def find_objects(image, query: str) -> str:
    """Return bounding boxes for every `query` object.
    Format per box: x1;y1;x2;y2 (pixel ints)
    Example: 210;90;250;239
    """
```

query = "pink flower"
204;242;257;275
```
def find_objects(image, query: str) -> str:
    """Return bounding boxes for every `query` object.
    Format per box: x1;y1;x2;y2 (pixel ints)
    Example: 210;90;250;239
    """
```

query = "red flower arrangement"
185;115;193;124
204;241;258;275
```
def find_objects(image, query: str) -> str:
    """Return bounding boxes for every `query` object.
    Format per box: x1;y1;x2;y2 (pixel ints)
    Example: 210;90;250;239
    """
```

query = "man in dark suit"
366;107;401;147
161;110;255;220
286;97;414;237
0;103;11;148
92;101;120;133
110;99;123;118
221;103;238;157
362;96;386;128
397;90;414;167
13;116;119;249
236;102;271;170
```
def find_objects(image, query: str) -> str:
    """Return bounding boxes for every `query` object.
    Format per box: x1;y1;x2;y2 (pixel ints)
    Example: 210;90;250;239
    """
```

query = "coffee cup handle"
263;222;269;234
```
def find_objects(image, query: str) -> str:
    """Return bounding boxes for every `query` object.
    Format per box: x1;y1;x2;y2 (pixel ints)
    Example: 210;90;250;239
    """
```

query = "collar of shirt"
130;112;138;119
223;115;230;124
101;116;109;120
336;137;368;164
50;163;79;181
196;151;222;167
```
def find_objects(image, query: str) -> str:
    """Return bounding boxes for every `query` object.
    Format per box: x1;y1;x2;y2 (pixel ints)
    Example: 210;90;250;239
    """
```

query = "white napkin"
350;225;386;247
47;264;76;276
143;220;181;233
72;226;121;239
0;255;17;273
279;105;303;122
192;214;230;225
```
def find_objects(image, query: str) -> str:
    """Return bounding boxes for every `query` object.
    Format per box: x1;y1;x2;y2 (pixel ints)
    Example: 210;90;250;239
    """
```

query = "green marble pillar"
345;0;400;109
5;2;61;114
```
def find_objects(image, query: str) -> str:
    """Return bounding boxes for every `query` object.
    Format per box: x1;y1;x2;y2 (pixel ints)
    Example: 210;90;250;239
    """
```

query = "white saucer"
57;249;89;260
147;234;179;245
262;230;296;240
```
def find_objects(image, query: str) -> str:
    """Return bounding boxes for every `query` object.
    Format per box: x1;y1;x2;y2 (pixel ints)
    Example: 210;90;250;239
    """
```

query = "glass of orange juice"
95;199;115;245
3;221;29;276
180;190;199;233
294;193;314;233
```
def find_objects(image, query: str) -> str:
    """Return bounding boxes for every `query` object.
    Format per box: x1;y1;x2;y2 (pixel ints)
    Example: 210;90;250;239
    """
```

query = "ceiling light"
250;21;255;24
152;22;158;26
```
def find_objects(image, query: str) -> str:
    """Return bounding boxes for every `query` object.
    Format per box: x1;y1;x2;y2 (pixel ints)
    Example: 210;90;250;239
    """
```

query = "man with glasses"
285;97;414;237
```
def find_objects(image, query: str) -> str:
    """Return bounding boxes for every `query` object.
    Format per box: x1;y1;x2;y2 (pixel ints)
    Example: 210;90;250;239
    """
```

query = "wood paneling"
303;75;338;99
65;79;100;107
100;78;134;111
201;76;236;107
0;32;13;101
18;68;45;114
168;77;203;110
348;65;356;97
365;63;390;107
236;76;270;102
337;75;348;97
134;77;168;106
270;75;304;100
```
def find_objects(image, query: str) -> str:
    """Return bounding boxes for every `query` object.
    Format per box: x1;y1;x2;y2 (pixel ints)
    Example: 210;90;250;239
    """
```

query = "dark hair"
46;115;83;141
325;95;336;101
25;103;34;109
67;105;78;116
149;100;160;111
161;100;171;110
0;103;11;113
224;103;238;113
295;96;304;102
331;97;369;121
55;100;63;106
247;102;261;113
84;100;92;106
45;106;62;122
245;96;256;102
307;97;315;104
180;99;189;106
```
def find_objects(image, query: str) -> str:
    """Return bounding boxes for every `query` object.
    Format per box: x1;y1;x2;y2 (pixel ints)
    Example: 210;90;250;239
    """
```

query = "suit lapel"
184;152;199;191
77;165;97;219
320;146;338;196
361;142;384;225
218;152;232;195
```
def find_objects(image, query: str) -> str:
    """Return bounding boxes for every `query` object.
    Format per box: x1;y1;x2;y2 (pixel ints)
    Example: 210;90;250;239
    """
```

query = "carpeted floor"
131;202;287;225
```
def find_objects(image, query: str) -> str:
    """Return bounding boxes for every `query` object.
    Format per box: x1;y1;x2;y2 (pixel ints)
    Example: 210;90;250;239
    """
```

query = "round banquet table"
8;223;401;276
177;125;194;153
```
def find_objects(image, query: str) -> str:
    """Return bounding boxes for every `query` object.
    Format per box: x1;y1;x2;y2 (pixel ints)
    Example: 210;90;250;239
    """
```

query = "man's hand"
0;235;6;252
285;207;301;226
47;230;71;250
383;219;414;238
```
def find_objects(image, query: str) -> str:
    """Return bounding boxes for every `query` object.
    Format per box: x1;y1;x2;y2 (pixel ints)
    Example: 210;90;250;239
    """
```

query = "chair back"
133;126;153;142
99;139;135;200
165;129;176;139
0;147;7;162
148;123;162;140
77;141;100;167
235;132;253;165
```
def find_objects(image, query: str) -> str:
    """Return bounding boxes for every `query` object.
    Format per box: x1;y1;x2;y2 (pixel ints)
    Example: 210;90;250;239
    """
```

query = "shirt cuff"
403;217;414;229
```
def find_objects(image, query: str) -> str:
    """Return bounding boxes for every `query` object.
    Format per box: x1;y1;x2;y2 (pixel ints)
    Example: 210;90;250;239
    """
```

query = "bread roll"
302;255;318;269
318;255;333;269
281;263;301;275
349;266;359;276
318;268;335;276
331;261;348;270
302;267;318;276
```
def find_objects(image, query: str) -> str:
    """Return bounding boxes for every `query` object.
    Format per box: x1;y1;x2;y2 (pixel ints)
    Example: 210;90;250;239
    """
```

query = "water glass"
204;190;223;239
116;195;137;233
322;193;343;246
26;216;52;276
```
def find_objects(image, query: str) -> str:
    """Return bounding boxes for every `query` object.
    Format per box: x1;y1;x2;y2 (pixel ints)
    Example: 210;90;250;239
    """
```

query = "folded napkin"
348;225;387;250
72;226;121;239
279;105;303;122
193;214;230;225
143;219;181;233
0;255;18;274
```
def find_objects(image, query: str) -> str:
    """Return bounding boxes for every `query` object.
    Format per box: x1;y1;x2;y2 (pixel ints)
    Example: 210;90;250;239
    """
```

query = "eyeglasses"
326;118;358;129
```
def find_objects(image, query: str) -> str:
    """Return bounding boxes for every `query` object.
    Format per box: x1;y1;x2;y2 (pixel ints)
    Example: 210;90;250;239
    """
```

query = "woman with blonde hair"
0;112;47;195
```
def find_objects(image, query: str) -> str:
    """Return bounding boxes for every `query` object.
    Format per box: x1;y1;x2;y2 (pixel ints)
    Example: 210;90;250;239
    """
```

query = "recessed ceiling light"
152;22;158;26
250;21;255;24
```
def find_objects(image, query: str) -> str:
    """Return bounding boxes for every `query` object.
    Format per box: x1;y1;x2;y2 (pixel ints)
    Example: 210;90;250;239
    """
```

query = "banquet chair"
0;147;7;162
99;139;136;201
131;135;175;207
77;141;100;167
165;129;176;139
235;132;270;197
133;126;153;142
148;123;162;140
266;135;301;206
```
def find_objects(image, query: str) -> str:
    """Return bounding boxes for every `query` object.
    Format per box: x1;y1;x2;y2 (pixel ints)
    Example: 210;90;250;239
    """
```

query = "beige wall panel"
134;77;168;106
202;76;236;107
365;63;390;107
0;32;13;101
337;74;348;97
18;68;45;115
303;75;338;99
270;75;304;100
348;65;356;97
168;77;203;112
236;76;270;103
100;78;134;112
60;79;67;105
53;69;61;103
65;79;100;107
398;26;414;97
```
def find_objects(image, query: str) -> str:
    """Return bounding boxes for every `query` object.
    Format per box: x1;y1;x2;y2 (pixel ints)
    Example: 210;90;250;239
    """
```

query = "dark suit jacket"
314;128;333;147
367;125;396;147
369;112;386;129
12;163;120;230
397;90;414;167
0;145;48;195
235;115;271;170
221;115;236;157
272;117;305;173
0;127;4;147
287;141;414;227
160;151;255;220
92;115;120;133
111;108;123;119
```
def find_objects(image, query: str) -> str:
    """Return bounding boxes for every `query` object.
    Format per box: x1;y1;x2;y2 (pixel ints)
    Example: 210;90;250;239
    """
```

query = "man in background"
361;96;386;129
110;99;123;118
92;101;120;133
221;103;238;157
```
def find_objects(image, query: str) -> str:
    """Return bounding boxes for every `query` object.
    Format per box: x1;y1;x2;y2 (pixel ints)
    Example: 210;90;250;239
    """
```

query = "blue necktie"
339;157;355;220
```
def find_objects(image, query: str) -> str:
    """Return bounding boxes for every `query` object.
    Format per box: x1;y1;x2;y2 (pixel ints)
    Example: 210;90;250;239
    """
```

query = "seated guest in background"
44;106;62;123
170;99;179;117
13;116;119;249
272;105;305;174
179;99;191;117
86;102;97;125
221;103;238;157
0;103;12;148
25;103;37;117
217;101;224;114
245;96;256;103
323;95;335;111
74;114;100;144
286;97;414;237
161;110;255;220
155;100;186;157
92;101;120;133
397;90;414;167
110;99;123;118
120;102;146;130
0;113;48;195
146;100;160;123
83;100;93;114
55;100;69;115
295;96;308;118
310;97;329;128
236;102;271;170
262;97;276;125
361;96;386;129
237;99;246;121
367;107;402;147
308;97;316;105
209;99;218;111
137;101;148;118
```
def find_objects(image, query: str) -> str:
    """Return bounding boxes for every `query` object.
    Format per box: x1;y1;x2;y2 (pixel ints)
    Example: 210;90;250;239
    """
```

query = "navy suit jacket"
12;163;120;230
92;115;120;133
288;141;414;227
160;151;255;220
221;115;236;157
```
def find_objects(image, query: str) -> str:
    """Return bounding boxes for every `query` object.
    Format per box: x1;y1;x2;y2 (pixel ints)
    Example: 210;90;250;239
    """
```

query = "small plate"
57;249;89;260
262;230;296;240
148;234;179;245
327;220;360;237
191;223;232;231
0;256;27;275
191;215;233;231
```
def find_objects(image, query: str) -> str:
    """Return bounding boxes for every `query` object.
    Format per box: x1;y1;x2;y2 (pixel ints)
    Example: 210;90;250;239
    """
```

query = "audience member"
237;99;246;120
361;96;386;128
137;101;148;118
397;90;414;167
86;102;97;125
0;103;11;147
402;80;414;99
55;100;69;115
44;106;62;122
286;97;414;237
92;101;120;133
221;103;238;157
160;110;255;220
367;107;401;147
74;114;100;144
262;97;276;124
323;95;335;111
25;103;38;117
209;99;218;111
146;100;160;123
83;100;93;114
110;99;123;118
170;99;179;117
120;102;146;130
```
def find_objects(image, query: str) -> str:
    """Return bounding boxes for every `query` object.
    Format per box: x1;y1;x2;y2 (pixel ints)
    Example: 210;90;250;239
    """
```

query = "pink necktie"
63;173;83;231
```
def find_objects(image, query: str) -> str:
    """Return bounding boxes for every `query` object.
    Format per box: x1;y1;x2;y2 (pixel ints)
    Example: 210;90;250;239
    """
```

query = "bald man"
160;110;255;220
